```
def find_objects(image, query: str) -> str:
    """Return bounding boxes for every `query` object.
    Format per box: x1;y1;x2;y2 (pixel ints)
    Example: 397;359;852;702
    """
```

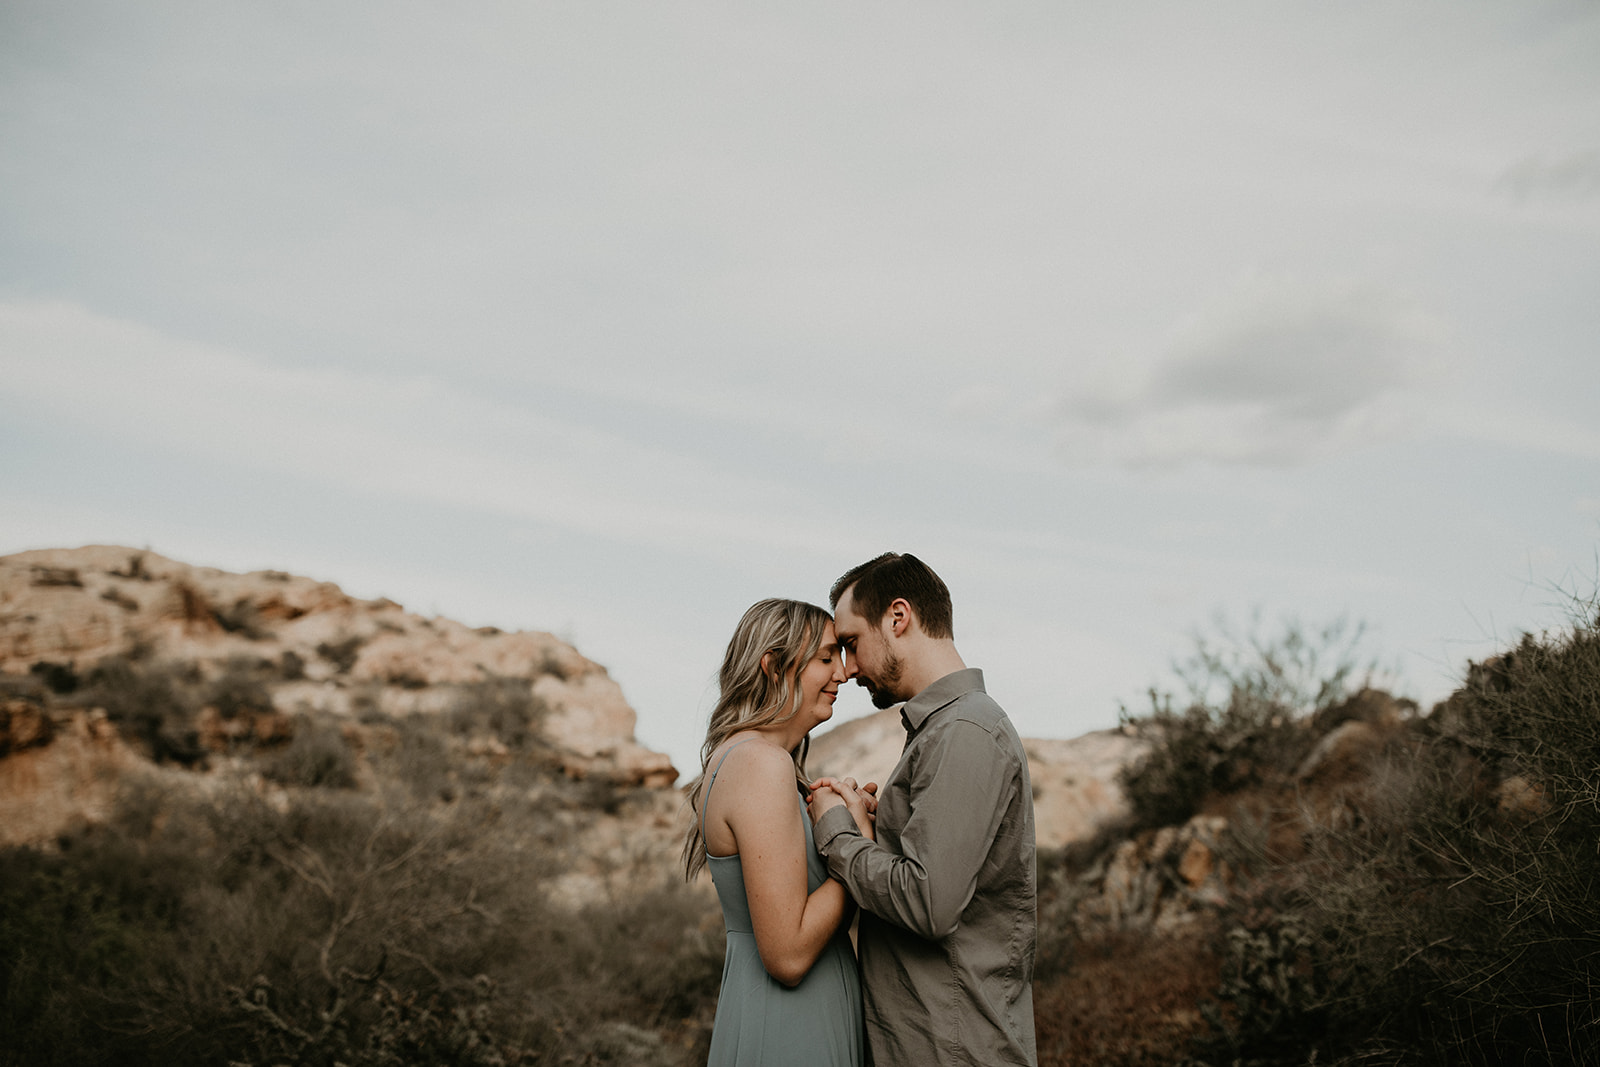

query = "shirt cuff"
813;804;862;854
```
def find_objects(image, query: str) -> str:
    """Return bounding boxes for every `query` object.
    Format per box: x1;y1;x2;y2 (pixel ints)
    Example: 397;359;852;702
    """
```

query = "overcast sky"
3;1;1597;775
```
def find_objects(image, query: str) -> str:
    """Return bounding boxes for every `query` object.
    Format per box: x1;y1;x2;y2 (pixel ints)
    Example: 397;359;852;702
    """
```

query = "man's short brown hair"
829;552;954;640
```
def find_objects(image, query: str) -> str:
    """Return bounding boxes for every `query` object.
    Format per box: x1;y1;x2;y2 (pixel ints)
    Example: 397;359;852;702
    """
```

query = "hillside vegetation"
4;546;1598;1065
0;548;717;1065
1034;602;1600;1066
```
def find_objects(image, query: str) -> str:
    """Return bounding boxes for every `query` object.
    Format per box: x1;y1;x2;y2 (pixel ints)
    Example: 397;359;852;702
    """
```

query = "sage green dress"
703;742;864;1067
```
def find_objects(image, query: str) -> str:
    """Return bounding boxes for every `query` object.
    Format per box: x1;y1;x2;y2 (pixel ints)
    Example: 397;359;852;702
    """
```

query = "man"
808;552;1037;1066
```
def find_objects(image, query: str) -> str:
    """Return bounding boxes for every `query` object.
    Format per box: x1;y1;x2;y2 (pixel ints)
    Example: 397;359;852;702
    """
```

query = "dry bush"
207;655;276;721
80;652;207;765
1120;617;1376;829
0;769;721;1067
1035;930;1218;1066
316;635;366;674
448;677;551;753
1194;599;1600;1066
263;717;358;789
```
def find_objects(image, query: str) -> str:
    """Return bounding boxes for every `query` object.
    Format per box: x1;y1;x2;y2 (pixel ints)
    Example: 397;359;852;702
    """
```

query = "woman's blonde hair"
681;598;832;879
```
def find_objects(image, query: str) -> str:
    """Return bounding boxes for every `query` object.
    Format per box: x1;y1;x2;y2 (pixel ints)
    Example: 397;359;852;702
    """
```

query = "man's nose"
843;652;858;679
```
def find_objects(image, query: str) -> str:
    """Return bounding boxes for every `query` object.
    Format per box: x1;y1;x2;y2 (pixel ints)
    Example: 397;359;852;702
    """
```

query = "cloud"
1052;280;1446;468
0;298;863;562
1495;151;1600;202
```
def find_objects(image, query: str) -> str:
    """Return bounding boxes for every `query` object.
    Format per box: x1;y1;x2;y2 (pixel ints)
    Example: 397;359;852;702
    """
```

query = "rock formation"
2;545;1162;882
0;545;678;847
807;706;1146;851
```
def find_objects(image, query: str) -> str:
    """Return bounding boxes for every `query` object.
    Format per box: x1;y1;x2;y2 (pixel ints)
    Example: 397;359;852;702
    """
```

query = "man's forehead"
833;591;869;634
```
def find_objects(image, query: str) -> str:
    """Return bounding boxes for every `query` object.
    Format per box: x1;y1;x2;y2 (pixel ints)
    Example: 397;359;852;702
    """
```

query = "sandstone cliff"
0;544;677;851
807;707;1145;851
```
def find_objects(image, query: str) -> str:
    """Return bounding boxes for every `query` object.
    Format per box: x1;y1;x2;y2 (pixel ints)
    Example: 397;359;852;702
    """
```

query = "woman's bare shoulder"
708;735;796;785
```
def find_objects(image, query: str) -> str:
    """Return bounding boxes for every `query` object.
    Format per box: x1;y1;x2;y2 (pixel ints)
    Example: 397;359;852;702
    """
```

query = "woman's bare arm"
713;743;853;987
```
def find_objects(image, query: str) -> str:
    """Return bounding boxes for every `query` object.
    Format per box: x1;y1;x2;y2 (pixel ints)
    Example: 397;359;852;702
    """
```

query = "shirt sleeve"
817;716;1018;941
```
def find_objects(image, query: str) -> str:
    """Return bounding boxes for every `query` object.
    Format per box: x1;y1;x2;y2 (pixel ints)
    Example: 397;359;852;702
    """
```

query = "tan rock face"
1075;814;1232;933
807;709;1146;853
1;697;54;754
0;545;680;845
0;708;146;846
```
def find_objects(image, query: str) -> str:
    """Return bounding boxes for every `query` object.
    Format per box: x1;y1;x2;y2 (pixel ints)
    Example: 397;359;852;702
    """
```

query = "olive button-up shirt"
814;668;1037;1066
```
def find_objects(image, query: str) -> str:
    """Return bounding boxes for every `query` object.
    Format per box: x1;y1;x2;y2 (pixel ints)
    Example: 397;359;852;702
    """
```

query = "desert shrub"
578;880;726;1024
0;837;181;1067
110;553;153;580
1195;913;1332;1065
214;597;271;639
264;717;358;789
100;586;141;611
1192;601;1600;1066
374;713;457;801
448;677;549;751
30;659;81;694
29;565;82;587
0;773;724;1067
317;635;366;674
280;649;306;680
82;653;205;765
1034;929;1217;1066
207;655;276;721
1120;616;1375;828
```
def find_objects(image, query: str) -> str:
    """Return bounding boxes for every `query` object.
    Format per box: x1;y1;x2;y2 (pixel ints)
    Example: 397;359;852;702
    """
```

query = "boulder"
809;710;1145;852
1;698;54;754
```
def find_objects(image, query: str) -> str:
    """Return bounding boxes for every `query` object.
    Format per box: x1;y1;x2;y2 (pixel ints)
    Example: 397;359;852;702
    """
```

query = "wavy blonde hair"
682;598;832;879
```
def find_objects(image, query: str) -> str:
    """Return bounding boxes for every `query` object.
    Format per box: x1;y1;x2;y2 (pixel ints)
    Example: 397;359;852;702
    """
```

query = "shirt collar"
899;667;986;736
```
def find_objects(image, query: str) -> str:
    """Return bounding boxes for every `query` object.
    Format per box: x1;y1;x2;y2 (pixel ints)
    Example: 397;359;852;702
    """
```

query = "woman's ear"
760;650;774;679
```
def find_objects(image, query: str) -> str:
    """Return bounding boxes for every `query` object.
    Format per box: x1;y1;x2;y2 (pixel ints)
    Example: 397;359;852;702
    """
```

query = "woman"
683;598;875;1067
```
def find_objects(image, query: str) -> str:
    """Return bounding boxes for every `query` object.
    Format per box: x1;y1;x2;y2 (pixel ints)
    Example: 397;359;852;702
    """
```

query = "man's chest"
873;726;941;848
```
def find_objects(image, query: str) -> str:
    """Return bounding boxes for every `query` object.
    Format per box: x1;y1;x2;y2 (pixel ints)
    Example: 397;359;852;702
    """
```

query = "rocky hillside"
10;544;1584;1066
0;545;675;857
0;544;1157;1067
2;544;1149;858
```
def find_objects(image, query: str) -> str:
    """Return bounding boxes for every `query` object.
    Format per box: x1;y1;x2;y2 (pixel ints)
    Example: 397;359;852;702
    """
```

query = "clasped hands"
806;775;878;840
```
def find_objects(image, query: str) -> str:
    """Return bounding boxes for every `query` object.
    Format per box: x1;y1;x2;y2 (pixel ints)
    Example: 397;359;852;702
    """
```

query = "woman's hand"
807;776;878;841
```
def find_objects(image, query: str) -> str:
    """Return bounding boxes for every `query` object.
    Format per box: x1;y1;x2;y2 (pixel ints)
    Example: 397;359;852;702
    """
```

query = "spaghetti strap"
701;738;757;843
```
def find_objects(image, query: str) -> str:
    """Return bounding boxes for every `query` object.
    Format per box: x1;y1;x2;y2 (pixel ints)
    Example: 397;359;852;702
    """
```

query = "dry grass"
1036;930;1219;1066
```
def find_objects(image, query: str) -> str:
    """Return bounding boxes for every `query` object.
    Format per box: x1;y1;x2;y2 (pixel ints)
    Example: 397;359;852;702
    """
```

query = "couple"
683;553;1037;1066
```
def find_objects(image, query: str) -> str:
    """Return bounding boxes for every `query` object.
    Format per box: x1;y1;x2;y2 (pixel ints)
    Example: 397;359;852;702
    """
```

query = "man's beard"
867;650;905;709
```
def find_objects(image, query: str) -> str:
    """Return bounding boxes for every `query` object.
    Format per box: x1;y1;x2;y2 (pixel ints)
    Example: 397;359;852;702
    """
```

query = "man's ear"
886;598;913;638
